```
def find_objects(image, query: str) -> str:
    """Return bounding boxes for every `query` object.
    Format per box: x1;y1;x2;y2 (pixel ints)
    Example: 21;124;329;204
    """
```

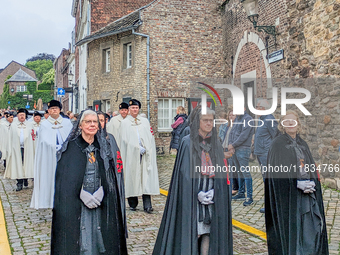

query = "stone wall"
222;0;340;189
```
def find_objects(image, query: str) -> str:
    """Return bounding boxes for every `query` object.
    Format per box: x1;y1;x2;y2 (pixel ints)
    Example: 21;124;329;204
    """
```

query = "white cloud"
0;0;74;67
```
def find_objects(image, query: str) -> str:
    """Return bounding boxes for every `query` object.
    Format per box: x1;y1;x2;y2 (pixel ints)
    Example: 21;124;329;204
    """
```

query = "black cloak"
265;134;328;255
51;135;127;255
153;106;233;255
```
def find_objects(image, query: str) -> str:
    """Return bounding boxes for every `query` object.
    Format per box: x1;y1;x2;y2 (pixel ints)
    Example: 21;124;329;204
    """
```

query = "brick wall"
54;49;70;112
86;0;225;153
0;61;37;94
141;0;225;153
91;0;153;33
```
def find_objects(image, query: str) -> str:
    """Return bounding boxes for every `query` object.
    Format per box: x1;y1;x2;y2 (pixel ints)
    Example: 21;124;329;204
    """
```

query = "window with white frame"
16;85;27;92
104;49;111;72
158;98;185;131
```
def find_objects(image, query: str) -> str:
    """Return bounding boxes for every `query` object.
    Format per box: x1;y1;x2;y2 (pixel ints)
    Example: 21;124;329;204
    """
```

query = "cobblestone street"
0;155;339;254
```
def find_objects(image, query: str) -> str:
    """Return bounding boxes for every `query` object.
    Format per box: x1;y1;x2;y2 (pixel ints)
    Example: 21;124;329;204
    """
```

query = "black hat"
48;100;62;109
17;108;28;116
119;102;129;110
129;99;141;108
45;109;49;114
33;111;43;117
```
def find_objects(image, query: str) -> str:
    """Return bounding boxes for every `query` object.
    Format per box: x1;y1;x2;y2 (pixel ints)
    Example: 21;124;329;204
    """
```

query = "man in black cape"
153;106;233;255
51;110;127;254
265;133;328;255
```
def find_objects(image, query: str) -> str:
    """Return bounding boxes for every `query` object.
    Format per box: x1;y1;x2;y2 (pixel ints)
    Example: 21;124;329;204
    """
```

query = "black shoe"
260;208;265;213
23;180;28;187
16;184;23;192
130;207;137;211
144;207;153;214
232;194;245;200
243;198;253;206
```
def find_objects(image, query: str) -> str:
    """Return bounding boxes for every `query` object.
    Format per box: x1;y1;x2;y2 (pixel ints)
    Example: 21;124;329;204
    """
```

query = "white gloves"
297;180;316;193
140;146;146;155
80;186;104;209
93;186;104;203
198;189;214;205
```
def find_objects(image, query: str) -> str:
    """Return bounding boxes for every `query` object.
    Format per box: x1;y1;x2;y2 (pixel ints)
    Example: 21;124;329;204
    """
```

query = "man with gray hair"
254;99;278;213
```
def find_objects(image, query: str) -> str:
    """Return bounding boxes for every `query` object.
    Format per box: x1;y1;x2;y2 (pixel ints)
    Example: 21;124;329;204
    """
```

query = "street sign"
268;49;284;64
57;88;65;96
7;101;10;104
64;87;73;93
25;105;30;109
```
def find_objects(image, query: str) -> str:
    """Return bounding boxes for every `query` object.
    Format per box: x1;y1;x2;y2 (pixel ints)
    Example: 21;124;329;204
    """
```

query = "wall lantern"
240;0;276;45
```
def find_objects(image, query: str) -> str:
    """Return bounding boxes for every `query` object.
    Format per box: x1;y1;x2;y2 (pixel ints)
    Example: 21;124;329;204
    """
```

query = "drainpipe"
132;29;150;121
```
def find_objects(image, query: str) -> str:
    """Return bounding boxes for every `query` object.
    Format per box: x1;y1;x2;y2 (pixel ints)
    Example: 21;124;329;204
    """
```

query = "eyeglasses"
201;119;214;123
82;120;99;125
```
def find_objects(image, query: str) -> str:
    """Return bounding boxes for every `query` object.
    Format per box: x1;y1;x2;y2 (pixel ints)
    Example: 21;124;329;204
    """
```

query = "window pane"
164;99;169;108
164;119;169;128
158;99;163;109
164;109;169;118
172;109;176;119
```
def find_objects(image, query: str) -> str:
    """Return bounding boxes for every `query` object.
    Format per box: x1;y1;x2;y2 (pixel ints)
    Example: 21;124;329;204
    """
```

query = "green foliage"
38;68;55;90
0;76;12;109
25;59;53;80
0;73;53;110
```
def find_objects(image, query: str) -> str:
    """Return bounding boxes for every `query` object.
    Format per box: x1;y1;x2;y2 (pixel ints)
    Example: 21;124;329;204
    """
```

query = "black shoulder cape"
265;134;328;255
153;135;233;255
51;135;127;255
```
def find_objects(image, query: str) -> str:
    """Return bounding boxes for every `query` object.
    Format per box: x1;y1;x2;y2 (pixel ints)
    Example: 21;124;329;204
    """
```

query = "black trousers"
128;195;152;210
17;148;27;186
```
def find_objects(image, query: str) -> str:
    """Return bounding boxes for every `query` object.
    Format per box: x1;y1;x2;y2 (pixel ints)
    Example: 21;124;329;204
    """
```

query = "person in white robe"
0;112;14;167
4;109;35;191
119;99;159;213
31;111;42;150
30;100;73;209
106;102;129;146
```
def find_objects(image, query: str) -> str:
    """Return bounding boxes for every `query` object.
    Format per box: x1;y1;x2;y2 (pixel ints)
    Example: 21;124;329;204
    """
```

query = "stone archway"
233;31;272;98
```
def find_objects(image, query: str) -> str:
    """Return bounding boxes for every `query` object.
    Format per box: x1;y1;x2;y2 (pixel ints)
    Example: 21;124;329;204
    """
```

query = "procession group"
0;97;329;254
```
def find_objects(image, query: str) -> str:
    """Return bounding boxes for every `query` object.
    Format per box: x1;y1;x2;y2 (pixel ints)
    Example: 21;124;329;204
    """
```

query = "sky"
0;0;75;68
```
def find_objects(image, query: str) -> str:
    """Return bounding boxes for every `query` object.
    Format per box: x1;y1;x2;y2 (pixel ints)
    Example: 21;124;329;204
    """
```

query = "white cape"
4;120;35;179
119;115;160;197
0;120;11;160
30;116;73;209
106;115;124;146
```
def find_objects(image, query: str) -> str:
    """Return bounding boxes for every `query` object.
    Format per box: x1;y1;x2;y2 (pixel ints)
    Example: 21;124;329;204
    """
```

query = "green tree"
0;75;12;109
25;59;53;80
38;68;55;90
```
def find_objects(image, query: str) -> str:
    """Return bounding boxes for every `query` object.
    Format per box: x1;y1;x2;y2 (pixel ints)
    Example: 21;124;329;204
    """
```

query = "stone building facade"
81;0;225;153
0;61;36;94
222;0;340;188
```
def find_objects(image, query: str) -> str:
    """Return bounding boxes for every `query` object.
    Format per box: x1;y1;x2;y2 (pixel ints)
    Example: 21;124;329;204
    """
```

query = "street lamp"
240;0;276;45
68;71;75;112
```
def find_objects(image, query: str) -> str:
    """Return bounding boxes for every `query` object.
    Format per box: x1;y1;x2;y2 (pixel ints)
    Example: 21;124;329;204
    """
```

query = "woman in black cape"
153;106;233;255
265;110;328;255
51;109;127;255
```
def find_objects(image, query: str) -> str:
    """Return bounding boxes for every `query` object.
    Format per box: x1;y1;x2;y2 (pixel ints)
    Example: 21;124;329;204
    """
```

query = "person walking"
4;109;35;191
51;110;127;254
30;100;73;209
119;99;159;213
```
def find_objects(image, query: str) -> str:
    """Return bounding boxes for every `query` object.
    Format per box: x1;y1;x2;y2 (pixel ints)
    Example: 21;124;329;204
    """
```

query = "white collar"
48;115;63;125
